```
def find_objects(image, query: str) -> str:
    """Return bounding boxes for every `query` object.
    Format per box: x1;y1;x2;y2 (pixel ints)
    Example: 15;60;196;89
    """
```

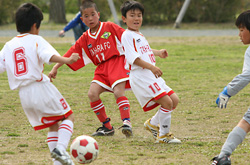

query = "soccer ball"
70;135;99;164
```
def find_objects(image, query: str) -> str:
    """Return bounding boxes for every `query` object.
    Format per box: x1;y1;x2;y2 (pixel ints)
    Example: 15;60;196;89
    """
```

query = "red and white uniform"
64;21;130;91
0;33;72;130
122;30;174;111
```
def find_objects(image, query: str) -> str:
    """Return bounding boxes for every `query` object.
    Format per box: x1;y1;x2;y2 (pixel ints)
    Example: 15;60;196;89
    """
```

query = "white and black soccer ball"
70;135;99;164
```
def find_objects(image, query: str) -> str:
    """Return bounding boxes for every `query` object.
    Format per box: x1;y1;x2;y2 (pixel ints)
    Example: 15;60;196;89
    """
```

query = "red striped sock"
116;96;130;120
91;99;112;129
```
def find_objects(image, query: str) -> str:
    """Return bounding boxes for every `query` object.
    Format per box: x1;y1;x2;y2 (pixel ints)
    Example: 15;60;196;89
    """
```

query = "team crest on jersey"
101;32;111;39
88;44;92;48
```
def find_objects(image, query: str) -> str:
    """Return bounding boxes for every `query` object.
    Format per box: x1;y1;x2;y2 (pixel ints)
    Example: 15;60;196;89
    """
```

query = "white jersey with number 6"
0;33;72;130
0;33;59;90
122;30;173;111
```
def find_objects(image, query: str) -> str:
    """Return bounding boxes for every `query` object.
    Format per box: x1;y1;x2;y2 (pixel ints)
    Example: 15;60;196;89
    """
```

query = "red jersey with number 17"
64;21;125;70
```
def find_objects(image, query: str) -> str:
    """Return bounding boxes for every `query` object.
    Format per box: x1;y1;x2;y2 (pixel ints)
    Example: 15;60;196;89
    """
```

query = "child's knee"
66;114;75;122
162;100;173;110
170;94;179;109
49;122;59;131
88;90;97;100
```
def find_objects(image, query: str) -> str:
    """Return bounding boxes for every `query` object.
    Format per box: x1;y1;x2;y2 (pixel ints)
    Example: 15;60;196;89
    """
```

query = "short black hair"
80;0;98;13
235;10;250;31
15;3;43;33
120;1;144;17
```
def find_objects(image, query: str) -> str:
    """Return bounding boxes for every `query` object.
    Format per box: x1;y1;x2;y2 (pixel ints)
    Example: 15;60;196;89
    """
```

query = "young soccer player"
120;1;181;144
0;3;80;165
59;11;89;41
49;0;132;137
212;10;250;165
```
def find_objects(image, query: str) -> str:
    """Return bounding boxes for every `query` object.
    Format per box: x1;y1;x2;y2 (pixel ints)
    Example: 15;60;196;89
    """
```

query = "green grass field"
1;35;250;165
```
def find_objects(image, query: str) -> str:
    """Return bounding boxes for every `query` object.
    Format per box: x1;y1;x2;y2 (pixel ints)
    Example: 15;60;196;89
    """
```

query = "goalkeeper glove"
216;86;231;109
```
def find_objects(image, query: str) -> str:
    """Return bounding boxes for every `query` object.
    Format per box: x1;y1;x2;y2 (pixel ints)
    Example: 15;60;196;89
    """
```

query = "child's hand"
68;53;80;64
150;65;163;78
48;67;58;82
158;49;168;58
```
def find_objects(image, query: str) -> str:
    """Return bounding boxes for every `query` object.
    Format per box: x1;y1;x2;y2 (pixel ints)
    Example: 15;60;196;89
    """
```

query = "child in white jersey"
120;0;181;144
0;3;79;165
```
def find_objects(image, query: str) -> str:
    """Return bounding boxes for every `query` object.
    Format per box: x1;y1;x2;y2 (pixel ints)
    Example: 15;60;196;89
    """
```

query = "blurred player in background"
59;11;89;41
0;3;80;165
120;0;181;144
49;0;132;138
212;10;250;165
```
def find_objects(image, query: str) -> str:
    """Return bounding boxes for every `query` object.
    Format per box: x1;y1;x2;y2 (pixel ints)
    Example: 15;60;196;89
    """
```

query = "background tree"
0;0;250;26
49;0;67;23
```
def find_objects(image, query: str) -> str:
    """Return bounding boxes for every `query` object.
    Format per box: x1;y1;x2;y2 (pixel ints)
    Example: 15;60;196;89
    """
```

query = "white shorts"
19;77;72;130
130;69;174;111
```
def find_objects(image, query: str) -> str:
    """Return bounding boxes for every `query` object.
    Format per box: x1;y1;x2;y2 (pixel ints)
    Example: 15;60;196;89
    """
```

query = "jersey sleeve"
110;22;125;42
37;36;60;64
0;47;6;73
63;34;92;71
121;31;140;65
227;46;250;96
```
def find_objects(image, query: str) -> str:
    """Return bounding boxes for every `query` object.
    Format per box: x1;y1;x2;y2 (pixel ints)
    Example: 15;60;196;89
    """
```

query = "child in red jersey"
49;0;132;138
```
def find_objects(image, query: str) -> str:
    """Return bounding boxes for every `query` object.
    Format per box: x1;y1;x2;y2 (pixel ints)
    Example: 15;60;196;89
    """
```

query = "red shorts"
92;55;130;91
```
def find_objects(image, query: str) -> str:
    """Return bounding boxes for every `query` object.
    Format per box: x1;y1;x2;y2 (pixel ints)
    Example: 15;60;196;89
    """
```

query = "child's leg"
47;125;61;165
116;95;130;121
158;107;172;136
50;114;74;164
56;114;74;151
88;83;112;129
113;82;130;122
155;93;179;136
113;82;132;137
150;110;160;126
218;119;249;158
154;94;181;143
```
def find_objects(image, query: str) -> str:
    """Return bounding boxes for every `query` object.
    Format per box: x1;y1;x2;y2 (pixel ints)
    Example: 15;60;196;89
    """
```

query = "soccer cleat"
51;147;74;165
155;133;181;144
211;155;231;165
144;118;159;140
92;125;115;136
119;120;133;138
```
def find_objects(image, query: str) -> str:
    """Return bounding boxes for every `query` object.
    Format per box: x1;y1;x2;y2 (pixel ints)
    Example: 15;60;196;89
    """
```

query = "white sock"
47;131;58;152
150;110;160;126
159;107;172;137
47;132;62;165
56;120;73;151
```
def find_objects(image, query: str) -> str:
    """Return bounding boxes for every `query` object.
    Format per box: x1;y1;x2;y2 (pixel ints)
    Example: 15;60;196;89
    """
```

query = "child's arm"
134;57;162;78
48;53;79;81
152;49;168;58
50;53;79;64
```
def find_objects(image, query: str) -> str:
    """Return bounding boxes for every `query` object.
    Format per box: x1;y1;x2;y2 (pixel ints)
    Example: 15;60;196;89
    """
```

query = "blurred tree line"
0;0;250;25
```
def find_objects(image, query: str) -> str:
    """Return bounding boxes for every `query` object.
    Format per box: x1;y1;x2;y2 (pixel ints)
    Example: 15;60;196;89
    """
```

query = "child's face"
80;7;100;32
238;26;250;44
122;9;142;32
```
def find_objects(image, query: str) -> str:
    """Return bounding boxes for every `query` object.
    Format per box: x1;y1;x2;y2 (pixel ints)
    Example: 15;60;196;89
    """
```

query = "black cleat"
211;154;231;165
92;125;115;136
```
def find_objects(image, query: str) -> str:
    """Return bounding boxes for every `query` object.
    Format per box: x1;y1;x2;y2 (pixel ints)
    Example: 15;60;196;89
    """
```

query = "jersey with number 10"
122;29;174;111
0;33;60;90
64;21;125;70
121;29;156;70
